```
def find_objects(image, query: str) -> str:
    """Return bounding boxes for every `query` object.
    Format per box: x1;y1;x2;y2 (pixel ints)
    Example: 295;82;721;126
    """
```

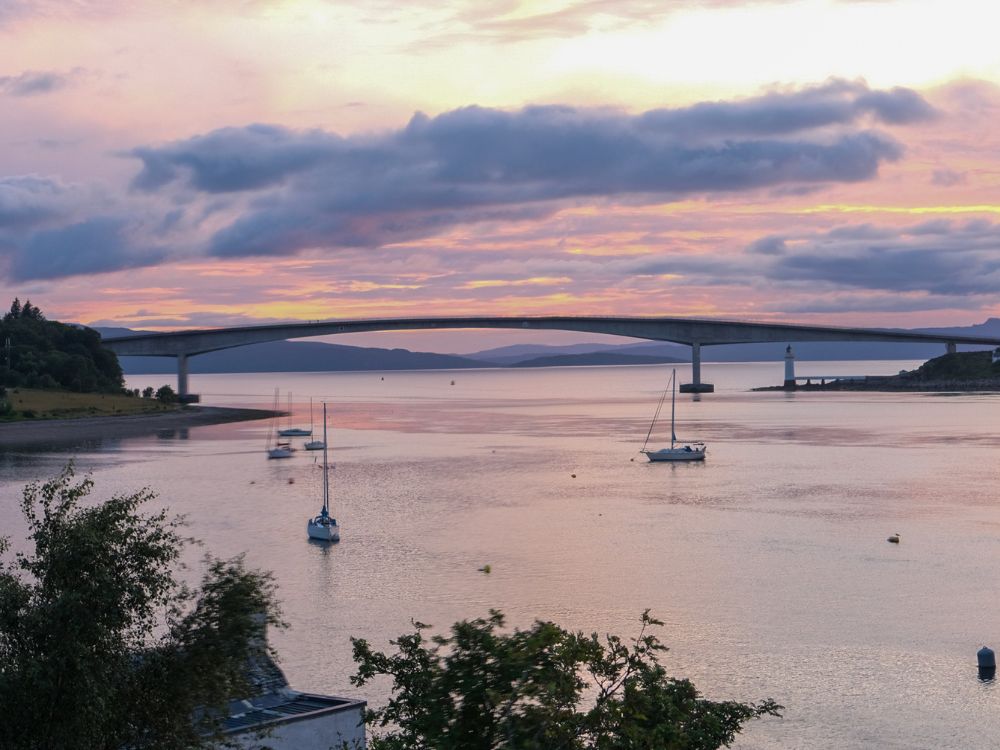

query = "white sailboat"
278;392;312;437
640;368;706;462
307;403;340;541
304;398;325;451
266;388;294;459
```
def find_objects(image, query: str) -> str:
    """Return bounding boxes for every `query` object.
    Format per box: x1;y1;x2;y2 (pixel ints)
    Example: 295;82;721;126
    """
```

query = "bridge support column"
176;354;199;403
946;341;957;354
680;342;714;393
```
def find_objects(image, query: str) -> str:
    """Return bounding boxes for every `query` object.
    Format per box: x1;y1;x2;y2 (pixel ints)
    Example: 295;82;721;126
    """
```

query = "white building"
218;621;366;749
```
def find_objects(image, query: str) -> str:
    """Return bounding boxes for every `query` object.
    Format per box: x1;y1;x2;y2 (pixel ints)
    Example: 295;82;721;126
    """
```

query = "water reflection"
1;364;999;749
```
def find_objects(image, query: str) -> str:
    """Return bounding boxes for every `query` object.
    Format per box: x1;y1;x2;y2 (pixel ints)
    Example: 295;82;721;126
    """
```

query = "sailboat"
266;388;294;459
640;368;706;462
307;403;340;541
278;392;312;437
304;398;325;450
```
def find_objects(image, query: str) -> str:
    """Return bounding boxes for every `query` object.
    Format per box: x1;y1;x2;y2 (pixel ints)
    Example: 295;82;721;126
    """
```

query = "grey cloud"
9;217;167;281
638;80;934;139
0;69;77;96
0;176;75;229
127;82;919;259
130;124;344;192
747;235;787;255
764;293;988;315
769;221;1000;295
827;224;894;240
592;220;1000;298
931;169;965;186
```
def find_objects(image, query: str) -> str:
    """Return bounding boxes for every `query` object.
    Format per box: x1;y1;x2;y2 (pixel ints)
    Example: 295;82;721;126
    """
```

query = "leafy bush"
352;610;781;749
0;298;124;393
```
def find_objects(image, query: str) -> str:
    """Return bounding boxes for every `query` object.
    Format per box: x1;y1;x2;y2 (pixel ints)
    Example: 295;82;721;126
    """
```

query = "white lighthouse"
784;345;796;388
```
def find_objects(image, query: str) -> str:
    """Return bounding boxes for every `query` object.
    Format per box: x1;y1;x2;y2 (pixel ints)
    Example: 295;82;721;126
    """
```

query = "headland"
755;350;1000;392
0;405;274;448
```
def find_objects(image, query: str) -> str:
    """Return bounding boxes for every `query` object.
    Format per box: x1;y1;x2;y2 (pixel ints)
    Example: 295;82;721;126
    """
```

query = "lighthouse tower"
784;345;796;389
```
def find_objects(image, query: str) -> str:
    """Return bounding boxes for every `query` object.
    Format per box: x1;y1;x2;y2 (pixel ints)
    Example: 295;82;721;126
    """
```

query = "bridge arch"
102;315;1000;400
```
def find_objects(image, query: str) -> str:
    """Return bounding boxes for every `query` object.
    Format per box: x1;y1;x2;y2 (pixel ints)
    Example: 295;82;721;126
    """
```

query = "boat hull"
642;447;706;462
268;447;293;459
279;428;312;437
304;440;325;451
307;518;340;541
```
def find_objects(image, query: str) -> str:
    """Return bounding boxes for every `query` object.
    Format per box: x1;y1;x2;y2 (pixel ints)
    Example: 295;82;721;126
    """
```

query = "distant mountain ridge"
95;320;1000;374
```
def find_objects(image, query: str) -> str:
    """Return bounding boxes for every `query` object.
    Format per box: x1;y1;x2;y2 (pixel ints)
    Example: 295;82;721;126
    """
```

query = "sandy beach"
0;406;275;448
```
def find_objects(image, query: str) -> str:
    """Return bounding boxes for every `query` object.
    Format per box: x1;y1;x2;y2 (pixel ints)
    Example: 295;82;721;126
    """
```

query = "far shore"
0;405;276;448
754;378;1000;392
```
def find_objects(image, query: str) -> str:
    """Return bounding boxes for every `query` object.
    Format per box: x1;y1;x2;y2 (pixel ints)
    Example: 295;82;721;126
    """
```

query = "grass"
1;389;179;421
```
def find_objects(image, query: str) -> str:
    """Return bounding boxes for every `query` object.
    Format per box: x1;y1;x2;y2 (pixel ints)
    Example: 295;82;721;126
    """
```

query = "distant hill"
511;352;686;368
468;342;627;365
98;319;1000;374
96;332;487;374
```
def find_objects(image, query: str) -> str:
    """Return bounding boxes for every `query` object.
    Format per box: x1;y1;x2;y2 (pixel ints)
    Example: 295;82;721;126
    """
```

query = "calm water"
3;362;1000;749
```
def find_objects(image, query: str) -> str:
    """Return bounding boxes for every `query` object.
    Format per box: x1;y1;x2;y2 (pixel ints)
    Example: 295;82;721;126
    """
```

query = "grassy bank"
2;389;177;421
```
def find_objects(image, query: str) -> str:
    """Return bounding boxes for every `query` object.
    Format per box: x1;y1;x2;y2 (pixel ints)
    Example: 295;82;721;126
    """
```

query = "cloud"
129;124;344;192
931;168;965;186
126;81;923;260
0;175;74;228
688;221;1000;298
637;80;935;139
0;69;78;96
8;216;167;281
747;235;787;255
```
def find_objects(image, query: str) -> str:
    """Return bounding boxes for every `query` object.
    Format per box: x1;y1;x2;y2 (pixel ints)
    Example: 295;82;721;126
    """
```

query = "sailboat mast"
322;403;330;514
670;368;677;449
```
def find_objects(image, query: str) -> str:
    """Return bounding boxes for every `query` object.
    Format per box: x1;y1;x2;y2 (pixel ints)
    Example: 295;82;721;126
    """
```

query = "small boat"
640;368;706;462
307;402;340;542
278;392;313;437
303;399;325;450
266;388;294;459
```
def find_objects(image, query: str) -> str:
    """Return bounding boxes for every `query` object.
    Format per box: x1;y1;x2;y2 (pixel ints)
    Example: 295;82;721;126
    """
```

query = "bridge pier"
680;342;714;393
176;353;199;403
947;341;957;354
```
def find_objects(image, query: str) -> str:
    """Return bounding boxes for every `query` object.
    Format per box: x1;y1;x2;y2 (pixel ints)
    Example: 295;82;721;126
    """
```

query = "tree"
143;385;155;398
0;467;281;749
351;610;780;750
5;297;21;322
0;299;124;393
156;384;178;403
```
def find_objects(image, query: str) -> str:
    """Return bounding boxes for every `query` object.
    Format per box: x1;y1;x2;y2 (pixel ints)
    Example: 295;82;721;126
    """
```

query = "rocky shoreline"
0;405;275;448
755;376;1000;392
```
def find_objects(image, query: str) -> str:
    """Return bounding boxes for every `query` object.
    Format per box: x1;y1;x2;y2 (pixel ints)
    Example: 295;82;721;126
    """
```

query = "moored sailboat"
304;399;325;450
266;388;294;459
640;369;706;462
278;392;313;437
307;403;340;541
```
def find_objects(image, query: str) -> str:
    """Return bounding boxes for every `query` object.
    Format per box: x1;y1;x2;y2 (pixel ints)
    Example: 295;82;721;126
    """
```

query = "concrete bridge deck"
101;315;1000;400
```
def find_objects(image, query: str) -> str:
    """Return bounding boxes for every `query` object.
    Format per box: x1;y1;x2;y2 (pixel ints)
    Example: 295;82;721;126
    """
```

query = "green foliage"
0;298;124;393
156;384;178;403
351;610;780;750
909;351;994;381
0;466;282;749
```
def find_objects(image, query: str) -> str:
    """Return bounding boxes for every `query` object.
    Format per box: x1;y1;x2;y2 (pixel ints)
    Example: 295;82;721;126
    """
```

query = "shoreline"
754;378;1000;392
0;405;276;448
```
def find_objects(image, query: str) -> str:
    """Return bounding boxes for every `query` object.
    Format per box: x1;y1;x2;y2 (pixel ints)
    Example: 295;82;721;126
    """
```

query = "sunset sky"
3;0;1000;351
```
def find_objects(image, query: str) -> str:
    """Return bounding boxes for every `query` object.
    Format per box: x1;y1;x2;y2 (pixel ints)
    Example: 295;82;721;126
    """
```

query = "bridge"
101;315;1000;401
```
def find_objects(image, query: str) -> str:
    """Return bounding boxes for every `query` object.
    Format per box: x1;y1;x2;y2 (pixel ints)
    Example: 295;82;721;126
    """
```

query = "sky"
3;0;1000;352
